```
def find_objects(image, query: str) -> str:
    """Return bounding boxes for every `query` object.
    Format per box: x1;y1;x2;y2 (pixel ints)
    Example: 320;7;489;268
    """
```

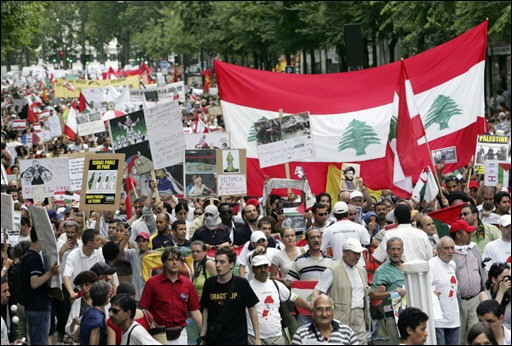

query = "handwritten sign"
77;111;106;136
484;160;499;187
145;100;185;169
68;156;85;191
217;175;246;196
255;112;315;168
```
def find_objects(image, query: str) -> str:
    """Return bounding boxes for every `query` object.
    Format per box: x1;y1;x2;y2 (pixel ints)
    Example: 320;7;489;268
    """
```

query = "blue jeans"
436;327;460;345
26;310;51;345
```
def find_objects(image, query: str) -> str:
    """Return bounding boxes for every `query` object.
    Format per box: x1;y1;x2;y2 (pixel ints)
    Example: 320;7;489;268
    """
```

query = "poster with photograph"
256;112;315;168
80;154;125;211
216;149;247;196
184;132;230;150
184;149;217;198
340;163;361;191
474;135;510;165
109;110;148;150
76;111;105;136
432;146;458;164
20;158;71;199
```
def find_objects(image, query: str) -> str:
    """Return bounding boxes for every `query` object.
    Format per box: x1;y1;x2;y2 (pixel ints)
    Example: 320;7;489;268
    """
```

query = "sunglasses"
109;307;121;314
220;210;233;216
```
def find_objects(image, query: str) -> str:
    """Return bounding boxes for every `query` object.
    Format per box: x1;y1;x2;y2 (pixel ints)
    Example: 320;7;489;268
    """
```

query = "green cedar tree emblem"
424;95;462;130
338;119;381;156
248;116;268;142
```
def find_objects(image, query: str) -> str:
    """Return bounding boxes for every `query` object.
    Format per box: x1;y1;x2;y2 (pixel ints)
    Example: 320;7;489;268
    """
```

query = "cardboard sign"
216;149;247;196
80;154;125;211
20;158;71;199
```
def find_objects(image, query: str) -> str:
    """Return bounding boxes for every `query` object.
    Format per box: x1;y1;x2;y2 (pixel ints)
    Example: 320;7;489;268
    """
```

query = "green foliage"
1;1;46;57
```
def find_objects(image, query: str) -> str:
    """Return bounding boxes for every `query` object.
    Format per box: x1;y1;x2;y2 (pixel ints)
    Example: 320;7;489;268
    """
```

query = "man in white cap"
321;201;370;266
349;188;373;214
312;238;369;344
483;214;511;270
247;255;311;344
239;230;280;280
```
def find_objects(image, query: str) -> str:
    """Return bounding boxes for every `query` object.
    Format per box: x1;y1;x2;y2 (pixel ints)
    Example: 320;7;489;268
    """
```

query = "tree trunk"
310;49;316;74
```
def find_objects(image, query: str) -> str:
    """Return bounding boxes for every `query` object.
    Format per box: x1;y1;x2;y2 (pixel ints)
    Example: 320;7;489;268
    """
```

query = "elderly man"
369;237;406;345
449;219;487;344
313;238;369;344
417;214;439;256
483;214;511;269
429;236;460;345
292;294;358;345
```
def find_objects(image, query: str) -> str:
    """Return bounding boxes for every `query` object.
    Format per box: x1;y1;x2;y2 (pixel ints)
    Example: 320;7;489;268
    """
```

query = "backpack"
9;252;35;307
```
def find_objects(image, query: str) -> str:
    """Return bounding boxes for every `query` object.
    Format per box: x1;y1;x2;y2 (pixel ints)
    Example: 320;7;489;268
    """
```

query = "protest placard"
0;193;14;230
184;149;217;198
216;149;247;196
20;158;71;199
255;112;315;168
145;100;185;169
80;154;125;211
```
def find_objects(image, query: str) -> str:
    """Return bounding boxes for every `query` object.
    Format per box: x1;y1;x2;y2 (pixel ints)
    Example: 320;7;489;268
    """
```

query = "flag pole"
422;134;444;201
130;177;139;199
279;109;293;197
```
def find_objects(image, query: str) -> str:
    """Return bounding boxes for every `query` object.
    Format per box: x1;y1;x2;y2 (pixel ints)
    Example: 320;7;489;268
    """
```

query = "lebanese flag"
215;21;488;196
25;93;42;123
63;101;79;140
291;281;317;316
78;92;89;113
193;116;210;134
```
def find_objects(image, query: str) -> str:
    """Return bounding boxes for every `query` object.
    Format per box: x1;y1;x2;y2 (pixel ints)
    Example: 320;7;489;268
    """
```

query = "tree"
338;119;381;156
423;95;462;130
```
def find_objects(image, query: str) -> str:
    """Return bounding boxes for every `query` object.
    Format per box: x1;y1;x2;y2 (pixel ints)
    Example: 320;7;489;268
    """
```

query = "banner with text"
216;149;247;196
20;158;71;200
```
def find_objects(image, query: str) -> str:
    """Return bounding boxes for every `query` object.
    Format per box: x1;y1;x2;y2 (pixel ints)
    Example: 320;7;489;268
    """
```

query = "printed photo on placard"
432;146;458;164
474;135;510;165
255;119;282;145
340;163;361;192
281;112;311;140
185;132;230;150
109;111;148;150
184;149;217;197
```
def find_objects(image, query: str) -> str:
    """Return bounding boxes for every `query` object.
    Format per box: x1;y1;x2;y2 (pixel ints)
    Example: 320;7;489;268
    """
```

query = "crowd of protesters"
1;70;511;346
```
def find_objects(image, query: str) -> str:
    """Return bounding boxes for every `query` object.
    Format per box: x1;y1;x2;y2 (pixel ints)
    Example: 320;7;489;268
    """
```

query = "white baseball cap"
251;255;271;267
350;191;364;200
333;201;348;214
250;231;266;243
500;214;511;227
342;238;367;253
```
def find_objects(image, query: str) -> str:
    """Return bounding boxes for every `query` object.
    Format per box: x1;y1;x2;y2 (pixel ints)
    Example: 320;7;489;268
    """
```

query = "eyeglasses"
314;307;333;314
316;212;328;216
109;308;121;314
460;212;472;217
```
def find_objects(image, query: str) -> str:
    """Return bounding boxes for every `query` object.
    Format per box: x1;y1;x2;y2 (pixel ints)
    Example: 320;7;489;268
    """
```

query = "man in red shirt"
139;246;202;345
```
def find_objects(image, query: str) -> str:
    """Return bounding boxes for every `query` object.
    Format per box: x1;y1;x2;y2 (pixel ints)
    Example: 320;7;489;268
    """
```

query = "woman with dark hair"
190;240;216;299
482;262;511;329
467;321;499;345
79;281;111;345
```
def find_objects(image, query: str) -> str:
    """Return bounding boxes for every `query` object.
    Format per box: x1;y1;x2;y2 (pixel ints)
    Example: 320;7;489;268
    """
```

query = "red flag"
214;22;488;196
428;203;466;237
193;116;210;134
63;101;78;140
25;93;42;123
125;177;137;193
125;193;133;220
78;92;88;113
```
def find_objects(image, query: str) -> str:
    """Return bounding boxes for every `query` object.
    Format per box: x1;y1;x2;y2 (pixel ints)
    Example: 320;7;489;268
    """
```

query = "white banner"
0;193;14;230
76;111;106;136
130;81;186;103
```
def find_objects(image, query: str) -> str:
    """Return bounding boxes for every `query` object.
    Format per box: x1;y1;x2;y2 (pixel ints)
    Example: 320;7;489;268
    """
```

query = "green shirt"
371;260;404;306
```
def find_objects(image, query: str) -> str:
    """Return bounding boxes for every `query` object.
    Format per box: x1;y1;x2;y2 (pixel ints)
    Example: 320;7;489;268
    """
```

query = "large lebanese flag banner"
215;21;487;196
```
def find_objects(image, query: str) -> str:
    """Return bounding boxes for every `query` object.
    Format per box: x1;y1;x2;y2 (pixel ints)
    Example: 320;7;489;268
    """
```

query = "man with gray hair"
369;237;406;345
429;236;460;345
292;294;358;345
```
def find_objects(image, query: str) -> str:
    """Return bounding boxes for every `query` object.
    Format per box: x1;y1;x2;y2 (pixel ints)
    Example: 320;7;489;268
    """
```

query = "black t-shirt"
192;226;231;246
151;233;174;250
23;249;51;312
200;275;259;345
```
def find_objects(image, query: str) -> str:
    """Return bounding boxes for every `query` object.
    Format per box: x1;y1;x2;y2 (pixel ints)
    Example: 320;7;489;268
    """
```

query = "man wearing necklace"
292;294;358;345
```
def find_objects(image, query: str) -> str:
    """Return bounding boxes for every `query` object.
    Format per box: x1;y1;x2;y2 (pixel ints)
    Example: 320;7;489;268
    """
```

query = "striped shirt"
286;251;334;281
292;320;359;345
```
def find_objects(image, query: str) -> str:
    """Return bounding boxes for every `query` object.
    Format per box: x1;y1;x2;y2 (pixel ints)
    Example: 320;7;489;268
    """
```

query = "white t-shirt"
429;256;460;328
271;247;305;278
121;321;161;345
1;317;9;346
242;247;280;281
247;279;298;339
482;238;512;271
373;224;433;263
63;247;105;286
321;220;370;266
